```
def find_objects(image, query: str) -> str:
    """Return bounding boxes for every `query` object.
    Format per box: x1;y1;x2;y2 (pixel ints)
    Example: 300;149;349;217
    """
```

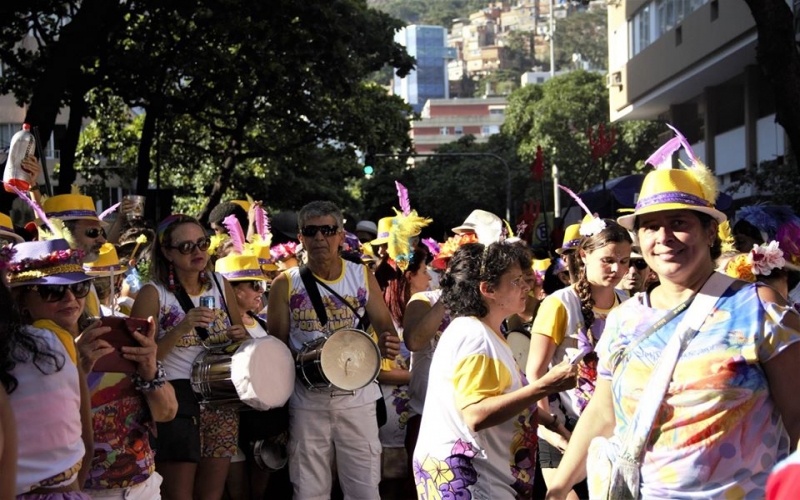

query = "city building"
393;25;456;113
410;97;507;154
607;0;787;202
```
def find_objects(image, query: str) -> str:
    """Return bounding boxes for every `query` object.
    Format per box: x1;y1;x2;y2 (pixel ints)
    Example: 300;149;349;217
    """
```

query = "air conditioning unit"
606;71;623;88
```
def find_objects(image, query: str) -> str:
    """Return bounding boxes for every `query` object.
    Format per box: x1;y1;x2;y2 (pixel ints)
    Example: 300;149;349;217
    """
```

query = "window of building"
629;0;708;57
489;108;505;115
440;127;450;135
454;126;464;135
481;125;500;136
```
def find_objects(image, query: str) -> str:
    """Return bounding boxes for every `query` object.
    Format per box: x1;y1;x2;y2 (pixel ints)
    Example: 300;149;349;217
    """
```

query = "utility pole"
375;152;512;222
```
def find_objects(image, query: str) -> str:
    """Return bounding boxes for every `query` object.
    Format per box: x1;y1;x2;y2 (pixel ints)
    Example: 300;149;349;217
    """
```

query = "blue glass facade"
394;25;451;113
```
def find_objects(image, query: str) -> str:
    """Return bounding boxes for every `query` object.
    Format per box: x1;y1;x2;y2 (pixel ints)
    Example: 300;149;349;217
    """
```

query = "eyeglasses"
85;227;106;239
167;237;211;255
631;259;648;271
301;225;339;237
27;281;92;302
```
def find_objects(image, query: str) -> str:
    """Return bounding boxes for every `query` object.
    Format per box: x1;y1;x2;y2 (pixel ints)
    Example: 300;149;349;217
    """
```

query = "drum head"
231;337;295;411
320;329;380;391
506;330;531;370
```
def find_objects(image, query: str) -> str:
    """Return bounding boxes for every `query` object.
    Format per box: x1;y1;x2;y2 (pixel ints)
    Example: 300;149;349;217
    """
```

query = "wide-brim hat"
0;212;23;243
84;243;128;276
370;217;394;246
452;209;503;244
6;238;92;287
355;220;378;238
39;194;100;223
618;169;726;230
556;223;581;255
216;254;267;281
245;242;279;271
431;233;478;270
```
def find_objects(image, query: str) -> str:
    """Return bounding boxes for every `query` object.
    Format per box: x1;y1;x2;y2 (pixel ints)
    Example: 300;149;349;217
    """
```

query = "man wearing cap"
268;200;401;500
355;220;378;245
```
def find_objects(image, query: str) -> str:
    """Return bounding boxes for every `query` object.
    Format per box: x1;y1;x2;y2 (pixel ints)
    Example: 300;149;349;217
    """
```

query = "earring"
168;263;175;291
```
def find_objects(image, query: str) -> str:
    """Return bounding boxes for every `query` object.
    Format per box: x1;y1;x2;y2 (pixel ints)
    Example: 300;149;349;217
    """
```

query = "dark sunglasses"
301;225;339;237
237;280;266;293
27;281;92;302
85;227;107;239
631;259;648;271
167;237;211;255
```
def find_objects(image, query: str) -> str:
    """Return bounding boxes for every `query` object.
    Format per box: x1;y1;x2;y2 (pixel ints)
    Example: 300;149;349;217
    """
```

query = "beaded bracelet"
131;361;167;392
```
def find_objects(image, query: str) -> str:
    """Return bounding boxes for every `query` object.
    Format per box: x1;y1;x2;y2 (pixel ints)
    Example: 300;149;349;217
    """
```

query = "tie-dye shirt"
413;316;538;500
595;282;800;499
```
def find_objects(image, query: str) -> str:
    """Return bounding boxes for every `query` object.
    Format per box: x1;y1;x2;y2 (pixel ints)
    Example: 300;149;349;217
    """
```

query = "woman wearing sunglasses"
525;217;632;499
131;214;245;500
3;239;97;499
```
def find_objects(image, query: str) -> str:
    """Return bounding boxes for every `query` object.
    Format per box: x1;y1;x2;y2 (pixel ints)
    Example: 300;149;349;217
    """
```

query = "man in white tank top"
268;201;401;500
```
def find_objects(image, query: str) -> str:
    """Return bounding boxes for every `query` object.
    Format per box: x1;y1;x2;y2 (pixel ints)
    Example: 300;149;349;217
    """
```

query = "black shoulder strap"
173;287;210;340
210;272;231;319
299;265;328;326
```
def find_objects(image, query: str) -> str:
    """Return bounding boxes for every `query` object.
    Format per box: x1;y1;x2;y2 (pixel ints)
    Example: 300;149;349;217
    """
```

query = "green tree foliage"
503;70;663;194
370;0;488;27
554;8;608;71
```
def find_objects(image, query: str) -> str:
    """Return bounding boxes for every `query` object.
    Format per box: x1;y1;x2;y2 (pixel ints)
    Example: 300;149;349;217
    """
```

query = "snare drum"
506;330;532;370
192;336;295;411
296;328;380;393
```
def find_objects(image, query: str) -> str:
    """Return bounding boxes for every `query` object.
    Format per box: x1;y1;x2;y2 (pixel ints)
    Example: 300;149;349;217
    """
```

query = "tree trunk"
135;108;159;196
55;90;87;194
742;0;800;171
23;0;122;152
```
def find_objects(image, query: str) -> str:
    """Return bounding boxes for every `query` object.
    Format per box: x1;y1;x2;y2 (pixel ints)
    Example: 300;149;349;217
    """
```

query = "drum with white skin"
296;328;381;394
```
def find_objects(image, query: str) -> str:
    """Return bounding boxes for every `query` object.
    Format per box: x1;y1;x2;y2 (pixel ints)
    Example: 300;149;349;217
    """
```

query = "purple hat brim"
8;272;94;288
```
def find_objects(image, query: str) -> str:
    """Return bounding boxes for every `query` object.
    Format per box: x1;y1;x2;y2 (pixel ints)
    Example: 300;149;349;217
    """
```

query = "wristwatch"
544;413;561;431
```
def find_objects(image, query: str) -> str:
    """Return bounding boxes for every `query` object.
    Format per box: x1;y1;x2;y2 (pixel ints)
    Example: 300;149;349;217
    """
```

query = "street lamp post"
374;152;512;222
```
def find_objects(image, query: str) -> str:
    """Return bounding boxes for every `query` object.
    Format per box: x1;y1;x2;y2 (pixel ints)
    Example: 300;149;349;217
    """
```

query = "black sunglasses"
85;227;107;239
27;281;92;302
167;237;211;255
301;225;339;237
236;280;266;293
631;259;648;271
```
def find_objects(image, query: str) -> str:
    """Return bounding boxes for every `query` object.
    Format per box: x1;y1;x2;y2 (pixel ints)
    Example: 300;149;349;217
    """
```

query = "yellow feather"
70;184;81;195
690;159;719;205
718;220;735;254
387;209;432;271
503;219;514;239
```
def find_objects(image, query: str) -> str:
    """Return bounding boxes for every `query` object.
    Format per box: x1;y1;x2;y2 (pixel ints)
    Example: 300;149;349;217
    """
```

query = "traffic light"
364;147;376;177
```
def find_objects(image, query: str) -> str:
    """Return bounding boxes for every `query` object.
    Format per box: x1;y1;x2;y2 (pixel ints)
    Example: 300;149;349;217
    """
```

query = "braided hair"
574;219;632;345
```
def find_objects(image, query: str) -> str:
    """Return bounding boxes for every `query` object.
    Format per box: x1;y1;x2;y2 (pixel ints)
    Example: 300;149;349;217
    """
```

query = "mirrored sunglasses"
27;281;92;302
300;225;339;237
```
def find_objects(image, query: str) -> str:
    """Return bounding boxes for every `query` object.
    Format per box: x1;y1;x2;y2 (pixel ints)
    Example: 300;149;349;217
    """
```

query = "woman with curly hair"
413;242;576;499
525;218;632;499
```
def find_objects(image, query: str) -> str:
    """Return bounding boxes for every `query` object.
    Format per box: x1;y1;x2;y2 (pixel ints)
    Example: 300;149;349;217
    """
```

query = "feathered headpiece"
421;238;440;259
725;240;788;282
558;184;606;237
718;220;735;254
223;214;246;255
252;204;272;248
98;202;121;222
387;181;432;271
8;184;64;239
735;205;800;265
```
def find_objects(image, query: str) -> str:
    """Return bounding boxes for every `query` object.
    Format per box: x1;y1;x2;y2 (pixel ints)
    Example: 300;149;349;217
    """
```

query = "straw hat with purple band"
39;194;100;223
617;124;726;230
4;238;92;287
84;243;128;276
370;217;393;246
556;223;581;255
215;254;266;282
0;212;23;243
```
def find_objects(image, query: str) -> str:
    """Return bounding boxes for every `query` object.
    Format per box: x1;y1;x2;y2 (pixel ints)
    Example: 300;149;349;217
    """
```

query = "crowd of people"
2;125;800;500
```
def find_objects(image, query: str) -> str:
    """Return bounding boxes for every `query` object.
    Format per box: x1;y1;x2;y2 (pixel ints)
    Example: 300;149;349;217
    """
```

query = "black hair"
441;242;532;319
208;202;248;234
543;258;568;295
634;210;722;260
3;284;66;393
732;219;764;245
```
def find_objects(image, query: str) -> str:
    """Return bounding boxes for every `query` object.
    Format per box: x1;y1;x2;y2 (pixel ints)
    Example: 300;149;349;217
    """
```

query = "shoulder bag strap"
299;265;328;327
209;272;231;320
619;272;735;464
246;311;269;333
313;276;370;332
173;287;210;341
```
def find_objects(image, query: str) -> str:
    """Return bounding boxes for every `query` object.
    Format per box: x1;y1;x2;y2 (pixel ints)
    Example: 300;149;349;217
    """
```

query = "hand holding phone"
92;317;150;373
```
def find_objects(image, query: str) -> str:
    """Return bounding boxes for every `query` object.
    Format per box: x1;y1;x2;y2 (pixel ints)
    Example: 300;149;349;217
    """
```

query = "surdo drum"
191;336;295;410
296;328;381;394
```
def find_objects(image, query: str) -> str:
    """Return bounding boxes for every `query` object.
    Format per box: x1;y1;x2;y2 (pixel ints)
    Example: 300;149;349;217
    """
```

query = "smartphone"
92;317;150;373
567;345;592;365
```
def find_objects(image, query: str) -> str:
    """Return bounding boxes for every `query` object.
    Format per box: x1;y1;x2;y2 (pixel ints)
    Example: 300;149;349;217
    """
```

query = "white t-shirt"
150;274;232;380
413;316;538;500
407;289;451;417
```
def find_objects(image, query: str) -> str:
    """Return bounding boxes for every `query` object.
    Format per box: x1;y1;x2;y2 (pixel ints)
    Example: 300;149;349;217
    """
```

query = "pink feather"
558;184;594;219
254;205;270;239
422;237;440;257
223;214;245;254
8;184;57;235
645;136;682;169
98;202;121;222
666;124;696;163
395;181;411;215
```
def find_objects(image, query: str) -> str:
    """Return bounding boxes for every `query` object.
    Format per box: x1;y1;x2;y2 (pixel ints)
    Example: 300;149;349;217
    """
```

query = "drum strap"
299;265;370;332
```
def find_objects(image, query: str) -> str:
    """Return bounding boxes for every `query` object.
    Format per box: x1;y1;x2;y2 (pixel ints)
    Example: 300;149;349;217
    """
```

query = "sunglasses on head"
167;237;211;255
631;259;648;271
301;225;339;237
85;227;106;239
27;281;92;302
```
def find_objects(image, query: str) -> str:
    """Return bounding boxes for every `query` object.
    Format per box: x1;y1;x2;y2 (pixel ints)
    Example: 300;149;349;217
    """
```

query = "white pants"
289;404;382;500
85;472;162;500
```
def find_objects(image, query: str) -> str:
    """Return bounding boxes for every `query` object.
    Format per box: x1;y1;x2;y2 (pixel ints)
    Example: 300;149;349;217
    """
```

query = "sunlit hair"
574;219;632;344
384;249;427;323
441;242;532;319
297;201;344;231
150;214;209;288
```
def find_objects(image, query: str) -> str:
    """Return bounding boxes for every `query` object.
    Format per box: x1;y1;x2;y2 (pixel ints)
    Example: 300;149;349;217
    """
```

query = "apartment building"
410;97;507;154
607;0;786;201
394;25;457;113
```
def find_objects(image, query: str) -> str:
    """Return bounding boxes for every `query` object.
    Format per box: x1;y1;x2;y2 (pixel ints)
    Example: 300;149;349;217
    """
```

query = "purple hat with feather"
4;239;92;287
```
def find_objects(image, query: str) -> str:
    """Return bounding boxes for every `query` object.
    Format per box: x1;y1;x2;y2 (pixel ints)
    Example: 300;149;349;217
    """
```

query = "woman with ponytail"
526;216;631;499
